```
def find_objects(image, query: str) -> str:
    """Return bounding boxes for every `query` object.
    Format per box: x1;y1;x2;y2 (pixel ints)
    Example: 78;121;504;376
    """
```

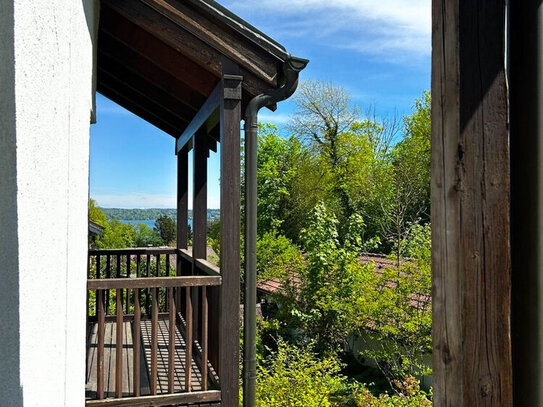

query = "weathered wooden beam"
97;83;179;137
431;0;512;405
87;276;222;290
85;390;221;407
98;51;197;120
175;82;222;154
99;4;217;96
218;65;242;407
102;0;273;97
177;147;190;316
98;67;188;128
195;258;221;277
140;0;280;84
98;31;206;111
193;130;208;344
89;248;177;256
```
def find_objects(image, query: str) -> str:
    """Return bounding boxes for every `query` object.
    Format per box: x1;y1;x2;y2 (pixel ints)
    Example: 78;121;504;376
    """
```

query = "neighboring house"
88;221;105;249
0;1;306;406
256;253;432;387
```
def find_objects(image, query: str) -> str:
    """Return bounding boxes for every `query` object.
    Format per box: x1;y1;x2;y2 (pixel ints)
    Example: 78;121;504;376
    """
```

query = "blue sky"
90;0;431;209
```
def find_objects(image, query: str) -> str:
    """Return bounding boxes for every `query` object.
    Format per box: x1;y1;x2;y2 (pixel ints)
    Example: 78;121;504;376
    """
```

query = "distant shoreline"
101;207;220;222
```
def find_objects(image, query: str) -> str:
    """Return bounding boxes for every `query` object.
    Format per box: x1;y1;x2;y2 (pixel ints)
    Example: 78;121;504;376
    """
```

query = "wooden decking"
86;319;209;400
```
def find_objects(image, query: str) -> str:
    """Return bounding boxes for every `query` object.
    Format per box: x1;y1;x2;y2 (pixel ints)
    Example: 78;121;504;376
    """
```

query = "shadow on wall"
0;0;23;405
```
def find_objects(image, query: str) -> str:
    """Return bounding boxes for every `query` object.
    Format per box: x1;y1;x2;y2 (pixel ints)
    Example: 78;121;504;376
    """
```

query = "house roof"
89;220;105;236
257;253;430;311
97;0;306;140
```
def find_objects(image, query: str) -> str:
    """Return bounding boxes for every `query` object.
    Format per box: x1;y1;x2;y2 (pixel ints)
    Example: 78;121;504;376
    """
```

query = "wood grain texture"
85;390;220;407
88;276;221;290
134;289;141;397
116;290;124;398
218;67;241;407
97;290;105;400
151;287;159;395
431;0;512;405
186;286;193;392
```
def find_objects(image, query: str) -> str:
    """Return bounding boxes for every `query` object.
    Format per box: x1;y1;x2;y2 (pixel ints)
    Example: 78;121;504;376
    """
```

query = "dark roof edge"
186;0;291;62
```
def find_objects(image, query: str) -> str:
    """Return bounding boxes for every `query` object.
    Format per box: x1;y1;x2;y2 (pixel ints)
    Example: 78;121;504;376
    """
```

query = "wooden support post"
510;2;543;405
133;288;141;397
193;130;208;344
97;290;105;400
218;65;242;407
431;0;512;405
115;289;123;398
177;147;189;315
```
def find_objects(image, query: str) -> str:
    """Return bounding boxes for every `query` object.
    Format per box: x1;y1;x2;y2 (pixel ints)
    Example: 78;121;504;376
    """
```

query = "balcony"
86;248;224;407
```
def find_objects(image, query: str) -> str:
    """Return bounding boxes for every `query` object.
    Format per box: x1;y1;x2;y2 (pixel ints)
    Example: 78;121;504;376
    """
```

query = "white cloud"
223;0;430;59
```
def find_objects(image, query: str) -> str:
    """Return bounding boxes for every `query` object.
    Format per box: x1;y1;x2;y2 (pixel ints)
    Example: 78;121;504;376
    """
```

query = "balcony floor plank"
86;319;207;401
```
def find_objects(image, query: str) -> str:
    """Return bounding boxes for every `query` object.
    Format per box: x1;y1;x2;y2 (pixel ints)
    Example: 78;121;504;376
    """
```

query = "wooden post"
193;129;208;344
218;65;242;407
431;0;512;405
510;1;543;405
177;147;189;315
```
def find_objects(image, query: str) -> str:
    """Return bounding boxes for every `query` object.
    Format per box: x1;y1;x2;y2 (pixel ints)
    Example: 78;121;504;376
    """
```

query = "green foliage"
154;214;176;245
254;339;344;407
97;219;136;249
100;207;220;222
89;198;108;227
256;232;305;282
250;339;431;407
134;222;163;247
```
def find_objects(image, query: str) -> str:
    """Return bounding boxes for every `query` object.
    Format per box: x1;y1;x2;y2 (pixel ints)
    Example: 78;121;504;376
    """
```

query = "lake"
119;219;193;229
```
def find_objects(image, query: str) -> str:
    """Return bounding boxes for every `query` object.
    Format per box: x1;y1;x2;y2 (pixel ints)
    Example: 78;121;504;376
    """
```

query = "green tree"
134;222;163;247
154;215;176;245
97;219;136;249
290;80;360;221
377;92;431;261
89;198;108;227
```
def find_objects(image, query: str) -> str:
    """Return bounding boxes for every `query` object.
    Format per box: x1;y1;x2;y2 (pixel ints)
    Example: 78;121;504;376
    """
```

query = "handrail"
194;258;221;277
88;275;221;290
176;248;221;276
89;247;177;255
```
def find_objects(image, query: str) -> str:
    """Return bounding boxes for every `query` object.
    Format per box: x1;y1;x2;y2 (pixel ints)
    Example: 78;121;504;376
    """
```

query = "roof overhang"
97;0;305;140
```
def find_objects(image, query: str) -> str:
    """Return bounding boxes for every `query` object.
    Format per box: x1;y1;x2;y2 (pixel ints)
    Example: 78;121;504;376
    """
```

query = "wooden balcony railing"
86;248;222;407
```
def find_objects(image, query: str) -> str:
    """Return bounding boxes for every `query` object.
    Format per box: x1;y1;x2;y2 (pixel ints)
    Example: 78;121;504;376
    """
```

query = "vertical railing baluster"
156;254;161;311
168;287;176;393
97;289;105;400
185;286;193;392
106;255;111;314
133;287;141;397
126;255;131;314
166;254;170;312
202;286;208;391
116;288;123;398
146;254;151;314
96;255;101;279
151;286;158;395
116;255;122;313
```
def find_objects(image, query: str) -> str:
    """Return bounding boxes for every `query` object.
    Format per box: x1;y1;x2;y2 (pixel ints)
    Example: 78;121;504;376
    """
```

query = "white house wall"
0;1;97;405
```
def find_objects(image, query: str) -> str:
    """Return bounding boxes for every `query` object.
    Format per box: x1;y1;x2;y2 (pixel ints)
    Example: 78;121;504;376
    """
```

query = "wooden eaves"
96;0;291;145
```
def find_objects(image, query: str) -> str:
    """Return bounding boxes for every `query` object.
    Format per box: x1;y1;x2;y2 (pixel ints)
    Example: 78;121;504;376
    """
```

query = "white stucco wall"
0;1;97;405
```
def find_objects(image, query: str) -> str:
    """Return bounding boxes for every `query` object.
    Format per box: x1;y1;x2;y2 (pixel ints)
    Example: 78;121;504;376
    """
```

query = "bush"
254;340;344;407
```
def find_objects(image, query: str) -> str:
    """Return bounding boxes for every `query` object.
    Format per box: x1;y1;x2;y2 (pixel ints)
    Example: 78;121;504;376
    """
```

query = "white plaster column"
0;1;98;405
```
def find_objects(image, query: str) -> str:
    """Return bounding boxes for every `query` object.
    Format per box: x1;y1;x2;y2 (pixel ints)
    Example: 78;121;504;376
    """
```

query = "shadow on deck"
86;319;216;399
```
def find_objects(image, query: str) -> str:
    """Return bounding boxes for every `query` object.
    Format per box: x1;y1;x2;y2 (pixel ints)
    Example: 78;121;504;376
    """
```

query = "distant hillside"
101;208;220;222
